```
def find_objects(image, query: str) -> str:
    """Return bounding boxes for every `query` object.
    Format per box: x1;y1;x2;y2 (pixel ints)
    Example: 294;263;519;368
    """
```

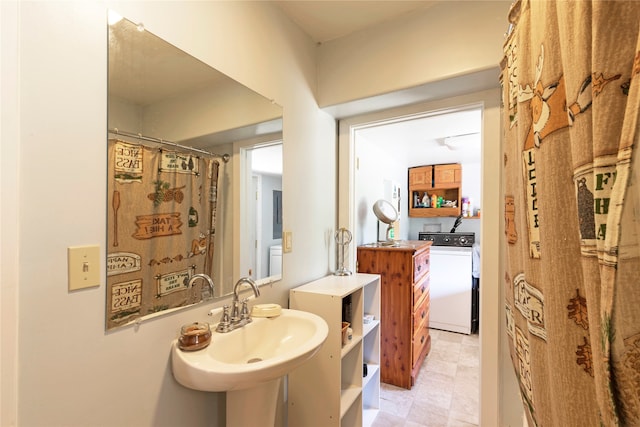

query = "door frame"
338;89;508;426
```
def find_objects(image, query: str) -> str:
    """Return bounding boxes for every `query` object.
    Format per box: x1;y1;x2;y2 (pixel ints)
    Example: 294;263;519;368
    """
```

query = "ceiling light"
443;133;480;150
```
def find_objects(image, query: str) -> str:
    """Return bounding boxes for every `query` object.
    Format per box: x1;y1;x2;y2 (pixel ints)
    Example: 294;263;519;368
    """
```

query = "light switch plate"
283;231;292;253
68;245;100;291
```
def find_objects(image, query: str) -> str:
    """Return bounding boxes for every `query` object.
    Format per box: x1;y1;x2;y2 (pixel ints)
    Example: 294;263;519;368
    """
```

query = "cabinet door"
434;164;461;185
409;166;432;187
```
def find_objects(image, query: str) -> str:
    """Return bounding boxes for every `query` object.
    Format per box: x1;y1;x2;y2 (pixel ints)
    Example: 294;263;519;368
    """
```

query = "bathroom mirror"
107;12;283;329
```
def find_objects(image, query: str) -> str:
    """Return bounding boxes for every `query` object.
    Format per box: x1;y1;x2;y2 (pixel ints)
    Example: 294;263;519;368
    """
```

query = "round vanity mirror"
373;199;399;224
372;199;399;246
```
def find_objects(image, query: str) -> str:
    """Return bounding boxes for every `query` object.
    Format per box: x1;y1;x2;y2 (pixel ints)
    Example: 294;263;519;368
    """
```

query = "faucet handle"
215;305;232;333
220;304;231;323
231;299;241;321
241;298;251;320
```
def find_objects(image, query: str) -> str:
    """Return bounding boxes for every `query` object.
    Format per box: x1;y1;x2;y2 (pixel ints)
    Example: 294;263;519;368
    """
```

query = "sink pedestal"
226;377;281;427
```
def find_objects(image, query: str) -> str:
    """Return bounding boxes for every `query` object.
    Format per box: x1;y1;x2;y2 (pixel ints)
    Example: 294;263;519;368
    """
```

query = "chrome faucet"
233;276;260;301
232;276;260;321
187;273;215;300
216;277;260;333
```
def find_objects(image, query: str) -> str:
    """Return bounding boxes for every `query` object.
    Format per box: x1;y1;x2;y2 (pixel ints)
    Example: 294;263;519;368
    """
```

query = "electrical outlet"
68;245;100;291
283;231;293;253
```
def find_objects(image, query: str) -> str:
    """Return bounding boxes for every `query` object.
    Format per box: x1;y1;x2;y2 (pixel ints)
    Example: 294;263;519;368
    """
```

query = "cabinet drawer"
413;275;429;306
413;250;429;282
413;293;430;333
412;321;430;364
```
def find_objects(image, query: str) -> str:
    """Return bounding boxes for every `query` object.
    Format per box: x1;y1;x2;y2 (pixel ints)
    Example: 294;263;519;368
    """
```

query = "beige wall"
317;1;510;107
2;1;334;426
1;1;519;426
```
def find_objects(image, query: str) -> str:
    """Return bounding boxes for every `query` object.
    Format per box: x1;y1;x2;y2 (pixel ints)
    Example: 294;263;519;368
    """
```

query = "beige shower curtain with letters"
501;1;639;425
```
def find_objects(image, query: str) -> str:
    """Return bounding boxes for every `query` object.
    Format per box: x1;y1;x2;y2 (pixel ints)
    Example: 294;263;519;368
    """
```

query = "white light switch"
68;245;100;291
283;231;292;253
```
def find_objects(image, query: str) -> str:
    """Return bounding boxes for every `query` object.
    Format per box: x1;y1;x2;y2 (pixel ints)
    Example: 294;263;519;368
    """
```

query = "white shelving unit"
289;273;381;427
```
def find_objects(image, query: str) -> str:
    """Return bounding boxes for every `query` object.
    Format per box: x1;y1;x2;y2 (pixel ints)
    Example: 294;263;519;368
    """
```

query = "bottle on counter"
431;194;438;208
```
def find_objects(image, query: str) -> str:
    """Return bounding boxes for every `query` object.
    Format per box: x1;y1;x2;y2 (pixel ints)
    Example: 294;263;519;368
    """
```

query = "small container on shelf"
462;197;470;217
178;322;211;351
413;192;420;208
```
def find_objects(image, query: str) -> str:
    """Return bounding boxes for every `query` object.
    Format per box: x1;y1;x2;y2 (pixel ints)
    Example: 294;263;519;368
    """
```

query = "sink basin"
171;308;328;392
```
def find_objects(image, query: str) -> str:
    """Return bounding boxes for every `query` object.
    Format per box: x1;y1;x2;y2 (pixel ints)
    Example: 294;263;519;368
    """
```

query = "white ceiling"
272;1;439;43
356;108;482;165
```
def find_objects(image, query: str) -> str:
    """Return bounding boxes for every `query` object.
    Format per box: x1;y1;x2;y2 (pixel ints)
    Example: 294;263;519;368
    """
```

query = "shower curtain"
501;1;639;425
106;139;220;330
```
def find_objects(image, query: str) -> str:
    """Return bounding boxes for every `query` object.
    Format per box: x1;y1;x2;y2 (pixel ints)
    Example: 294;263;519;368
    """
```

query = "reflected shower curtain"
106;139;220;330
501;1;639;425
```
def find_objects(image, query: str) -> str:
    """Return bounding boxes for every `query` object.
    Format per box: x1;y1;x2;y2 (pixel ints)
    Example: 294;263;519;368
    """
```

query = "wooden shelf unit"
289;274;381;427
409;163;462;218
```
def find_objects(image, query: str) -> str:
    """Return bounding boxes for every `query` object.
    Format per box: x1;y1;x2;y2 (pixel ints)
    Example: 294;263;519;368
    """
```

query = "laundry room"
345;104;484;423
353;107;483;321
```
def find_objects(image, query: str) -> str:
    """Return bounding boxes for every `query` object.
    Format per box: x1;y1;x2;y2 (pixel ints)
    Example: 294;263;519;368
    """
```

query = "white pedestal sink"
171;308;328;427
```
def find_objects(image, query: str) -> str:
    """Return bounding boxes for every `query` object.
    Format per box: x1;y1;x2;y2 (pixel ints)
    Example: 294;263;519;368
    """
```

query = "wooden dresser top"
357;240;431;253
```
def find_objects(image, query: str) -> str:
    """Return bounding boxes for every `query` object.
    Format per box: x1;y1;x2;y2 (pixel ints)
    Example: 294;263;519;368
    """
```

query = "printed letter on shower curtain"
106;139;220;330
501;1;640;425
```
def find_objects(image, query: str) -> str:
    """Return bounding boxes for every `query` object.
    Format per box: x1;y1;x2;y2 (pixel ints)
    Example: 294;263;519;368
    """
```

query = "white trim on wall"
1;1;20;424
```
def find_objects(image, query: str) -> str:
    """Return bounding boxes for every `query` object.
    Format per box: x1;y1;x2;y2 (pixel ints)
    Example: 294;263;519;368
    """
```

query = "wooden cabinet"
434;164;462;185
409;163;462;217
409;165;432;187
289;274;381;427
356;241;431;389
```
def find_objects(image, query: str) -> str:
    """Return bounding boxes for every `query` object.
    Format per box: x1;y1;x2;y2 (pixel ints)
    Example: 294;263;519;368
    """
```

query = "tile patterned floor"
372;329;480;427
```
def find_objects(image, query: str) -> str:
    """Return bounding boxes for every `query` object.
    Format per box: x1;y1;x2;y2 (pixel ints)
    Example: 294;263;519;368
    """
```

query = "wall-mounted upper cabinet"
434;164;462;186
409;164;461;217
408;165;433;188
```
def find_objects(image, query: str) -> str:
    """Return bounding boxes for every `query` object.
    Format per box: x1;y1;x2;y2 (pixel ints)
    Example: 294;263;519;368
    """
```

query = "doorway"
237;141;283;281
338;89;506;426
353;105;482;424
